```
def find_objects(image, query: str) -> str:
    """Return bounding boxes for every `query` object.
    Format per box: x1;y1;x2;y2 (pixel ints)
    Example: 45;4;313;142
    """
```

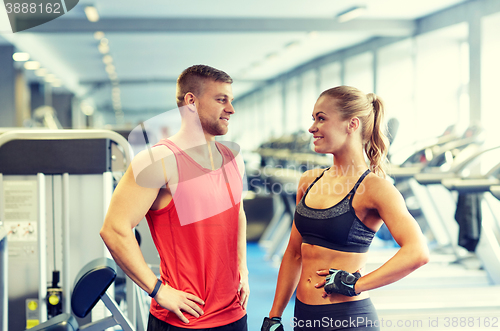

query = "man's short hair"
176;65;233;106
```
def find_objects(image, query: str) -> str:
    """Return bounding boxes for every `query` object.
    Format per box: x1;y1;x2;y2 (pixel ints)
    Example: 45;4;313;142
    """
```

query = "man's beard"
200;116;227;136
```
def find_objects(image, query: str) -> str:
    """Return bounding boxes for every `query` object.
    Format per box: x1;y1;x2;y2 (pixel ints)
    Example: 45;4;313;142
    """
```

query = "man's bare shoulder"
217;141;245;174
215;141;241;158
131;145;176;189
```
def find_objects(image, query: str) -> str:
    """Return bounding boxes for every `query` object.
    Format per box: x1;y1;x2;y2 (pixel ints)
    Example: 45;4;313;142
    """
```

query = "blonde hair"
319;86;389;177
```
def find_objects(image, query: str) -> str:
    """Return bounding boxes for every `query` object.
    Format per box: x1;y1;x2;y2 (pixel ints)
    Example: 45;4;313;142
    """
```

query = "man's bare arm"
100;148;205;324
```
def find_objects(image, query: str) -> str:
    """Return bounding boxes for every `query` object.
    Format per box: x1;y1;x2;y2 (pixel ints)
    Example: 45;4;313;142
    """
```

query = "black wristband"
149;279;162;298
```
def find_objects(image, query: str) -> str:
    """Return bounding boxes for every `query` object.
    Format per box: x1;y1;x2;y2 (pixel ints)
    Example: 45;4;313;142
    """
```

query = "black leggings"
147;313;247;331
293;298;380;331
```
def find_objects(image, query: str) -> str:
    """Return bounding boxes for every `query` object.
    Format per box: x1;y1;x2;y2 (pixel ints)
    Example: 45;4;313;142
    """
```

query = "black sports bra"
294;168;376;253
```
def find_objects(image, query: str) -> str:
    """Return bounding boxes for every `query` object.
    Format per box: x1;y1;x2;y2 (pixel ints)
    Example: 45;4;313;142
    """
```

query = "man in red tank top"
101;65;249;330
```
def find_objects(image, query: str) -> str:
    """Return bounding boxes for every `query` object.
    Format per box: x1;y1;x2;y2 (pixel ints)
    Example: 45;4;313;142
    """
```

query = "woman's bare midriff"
296;243;369;305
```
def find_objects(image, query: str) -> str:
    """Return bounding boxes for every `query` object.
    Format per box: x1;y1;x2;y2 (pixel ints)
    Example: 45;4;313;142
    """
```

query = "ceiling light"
109;72;118;80
112;87;120;95
13;52;30;61
98;43;109;54
24;61;40;70
102;55;113;64
100;38;109;46
105;64;115;74
52;79;62;88
35;68;48;77
336;6;367;23
94;31;105;40
84;6;99;22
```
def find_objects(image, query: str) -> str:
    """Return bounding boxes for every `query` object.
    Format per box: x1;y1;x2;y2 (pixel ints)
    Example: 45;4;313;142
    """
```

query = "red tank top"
145;139;245;328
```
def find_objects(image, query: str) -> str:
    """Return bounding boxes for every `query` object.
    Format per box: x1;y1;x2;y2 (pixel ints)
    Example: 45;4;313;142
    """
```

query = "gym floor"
246;238;500;331
136;215;500;331
246;242;294;330
245;238;391;331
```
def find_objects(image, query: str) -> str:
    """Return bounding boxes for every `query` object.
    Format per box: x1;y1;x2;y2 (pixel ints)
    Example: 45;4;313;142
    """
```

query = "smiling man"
100;65;249;331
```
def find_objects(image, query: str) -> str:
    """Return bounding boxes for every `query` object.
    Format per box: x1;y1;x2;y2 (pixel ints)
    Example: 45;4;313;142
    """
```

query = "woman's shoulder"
362;172;393;190
361;172;400;204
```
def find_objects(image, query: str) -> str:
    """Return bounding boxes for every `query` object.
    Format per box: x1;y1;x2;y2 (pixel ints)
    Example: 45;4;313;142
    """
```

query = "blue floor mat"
246;242;295;331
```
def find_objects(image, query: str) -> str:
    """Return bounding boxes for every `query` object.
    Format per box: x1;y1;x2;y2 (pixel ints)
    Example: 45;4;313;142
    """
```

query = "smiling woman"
262;86;429;331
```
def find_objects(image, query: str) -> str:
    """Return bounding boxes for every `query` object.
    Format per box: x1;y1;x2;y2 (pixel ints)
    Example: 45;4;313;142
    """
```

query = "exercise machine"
29;257;134;331
388;125;485;247
439;147;500;283
388;124;484;182
0;225;7;331
257;168;300;264
0;129;147;330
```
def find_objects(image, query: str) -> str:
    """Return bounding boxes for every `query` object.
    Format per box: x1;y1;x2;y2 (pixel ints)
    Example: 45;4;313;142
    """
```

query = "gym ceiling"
0;0;467;120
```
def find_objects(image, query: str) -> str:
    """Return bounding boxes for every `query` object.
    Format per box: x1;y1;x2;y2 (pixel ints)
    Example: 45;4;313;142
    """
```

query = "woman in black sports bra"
261;86;429;331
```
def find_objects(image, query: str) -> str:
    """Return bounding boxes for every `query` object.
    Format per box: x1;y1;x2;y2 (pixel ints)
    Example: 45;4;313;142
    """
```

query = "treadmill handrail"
447;145;500;175
0;129;133;168
490;185;500;201
486;162;500;178
426;135;485;168
435;135;482;155
442;178;500;192
440;146;500;192
394;132;458;162
413;145;499;185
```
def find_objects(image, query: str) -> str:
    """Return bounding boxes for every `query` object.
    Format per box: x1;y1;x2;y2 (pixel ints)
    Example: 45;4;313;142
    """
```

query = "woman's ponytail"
365;93;389;178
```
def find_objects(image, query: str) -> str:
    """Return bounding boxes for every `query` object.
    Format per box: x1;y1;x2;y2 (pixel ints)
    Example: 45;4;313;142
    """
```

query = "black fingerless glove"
261;317;284;331
324;269;361;297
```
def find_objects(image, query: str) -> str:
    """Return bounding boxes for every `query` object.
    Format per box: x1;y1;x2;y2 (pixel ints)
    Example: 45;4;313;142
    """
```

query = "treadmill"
439;147;500;283
388;125;486;248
